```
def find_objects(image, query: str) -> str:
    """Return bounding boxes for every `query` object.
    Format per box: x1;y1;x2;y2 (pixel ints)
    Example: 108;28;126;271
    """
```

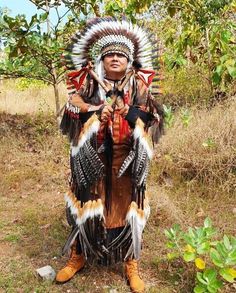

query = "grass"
0;79;67;115
152;97;236;196
0;83;235;292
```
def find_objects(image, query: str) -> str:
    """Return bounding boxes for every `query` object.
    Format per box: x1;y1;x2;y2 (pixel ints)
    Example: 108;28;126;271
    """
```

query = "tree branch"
29;0;47;12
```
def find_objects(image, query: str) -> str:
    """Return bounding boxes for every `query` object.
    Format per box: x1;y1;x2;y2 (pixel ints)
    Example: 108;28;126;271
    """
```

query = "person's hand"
118;104;129;117
101;105;113;122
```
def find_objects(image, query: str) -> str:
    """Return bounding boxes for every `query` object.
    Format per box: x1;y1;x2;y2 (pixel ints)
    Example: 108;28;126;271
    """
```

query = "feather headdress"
66;17;156;70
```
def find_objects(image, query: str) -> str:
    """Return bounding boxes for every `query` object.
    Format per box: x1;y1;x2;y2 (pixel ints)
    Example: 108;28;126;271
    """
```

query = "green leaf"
220;54;229;63
223;235;231;250
29;14;38;27
197;272;208;285
215;65;223;75
219;268;235;283
203;268;217;283
167;252;179;260
228;249;236;263
166;241;176;249
183;251;196;262
210;248;224;267
194;284;207;293
221;30;232;43
212;72;221;84
164;229;172;239
39;12;48;22
206;286;217;293
216;242;228;258
226;66;236;78
206;284;220;293
210;279;223;290
197;242;210;255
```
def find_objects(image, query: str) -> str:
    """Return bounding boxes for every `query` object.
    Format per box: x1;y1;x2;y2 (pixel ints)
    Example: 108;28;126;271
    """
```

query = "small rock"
232;208;236;214
36;265;56;281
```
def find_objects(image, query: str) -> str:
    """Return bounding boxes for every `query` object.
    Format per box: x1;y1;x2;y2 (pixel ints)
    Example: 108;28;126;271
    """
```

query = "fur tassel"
124;200;150;260
71;114;100;157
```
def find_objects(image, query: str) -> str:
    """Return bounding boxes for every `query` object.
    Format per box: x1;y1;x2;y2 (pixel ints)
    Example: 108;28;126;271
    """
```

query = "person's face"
103;53;128;78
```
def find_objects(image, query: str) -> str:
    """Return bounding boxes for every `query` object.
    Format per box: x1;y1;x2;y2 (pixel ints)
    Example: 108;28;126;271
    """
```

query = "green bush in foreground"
164;218;236;292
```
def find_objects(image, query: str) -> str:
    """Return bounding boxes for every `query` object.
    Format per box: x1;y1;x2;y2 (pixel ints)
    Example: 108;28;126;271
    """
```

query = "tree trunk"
53;82;60;115
53;79;61;126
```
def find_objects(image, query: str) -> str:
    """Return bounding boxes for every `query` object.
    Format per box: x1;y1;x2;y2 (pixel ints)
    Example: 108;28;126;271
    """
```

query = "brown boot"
56;244;85;283
125;259;145;292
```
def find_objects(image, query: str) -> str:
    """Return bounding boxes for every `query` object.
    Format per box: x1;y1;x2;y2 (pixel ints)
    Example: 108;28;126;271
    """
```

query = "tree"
0;0;101;117
150;0;236;92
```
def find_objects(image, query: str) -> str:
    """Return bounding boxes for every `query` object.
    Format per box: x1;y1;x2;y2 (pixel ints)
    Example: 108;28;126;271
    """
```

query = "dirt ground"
0;113;235;293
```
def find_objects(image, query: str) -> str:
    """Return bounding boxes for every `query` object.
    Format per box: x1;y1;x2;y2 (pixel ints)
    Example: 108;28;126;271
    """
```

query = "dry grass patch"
152;98;236;195
0;79;67;114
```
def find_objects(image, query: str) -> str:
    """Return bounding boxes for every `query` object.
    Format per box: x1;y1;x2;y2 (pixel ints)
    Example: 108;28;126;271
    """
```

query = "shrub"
160;65;212;107
165;218;236;292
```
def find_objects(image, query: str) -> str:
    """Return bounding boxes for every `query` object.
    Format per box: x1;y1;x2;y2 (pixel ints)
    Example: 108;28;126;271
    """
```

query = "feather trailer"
107;223;131;250
63;191;105;257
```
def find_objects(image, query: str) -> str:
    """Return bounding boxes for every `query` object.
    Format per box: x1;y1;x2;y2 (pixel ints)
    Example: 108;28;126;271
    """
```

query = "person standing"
57;17;163;293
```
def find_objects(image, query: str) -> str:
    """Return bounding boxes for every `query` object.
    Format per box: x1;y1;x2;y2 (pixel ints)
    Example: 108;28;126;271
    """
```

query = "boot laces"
66;254;80;269
65;246;81;269
127;260;138;277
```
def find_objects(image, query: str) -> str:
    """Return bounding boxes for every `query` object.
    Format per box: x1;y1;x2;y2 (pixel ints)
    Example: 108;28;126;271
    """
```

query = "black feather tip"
132;60;142;70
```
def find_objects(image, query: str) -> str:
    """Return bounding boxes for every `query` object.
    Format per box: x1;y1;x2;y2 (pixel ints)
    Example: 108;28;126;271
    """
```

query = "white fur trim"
133;123;153;159
71;117;100;157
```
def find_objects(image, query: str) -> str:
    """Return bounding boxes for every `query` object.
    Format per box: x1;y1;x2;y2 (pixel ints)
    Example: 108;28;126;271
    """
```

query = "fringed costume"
57;17;163;287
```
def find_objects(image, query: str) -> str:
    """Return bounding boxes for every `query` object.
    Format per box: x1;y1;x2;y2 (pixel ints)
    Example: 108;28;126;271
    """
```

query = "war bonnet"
68;17;155;69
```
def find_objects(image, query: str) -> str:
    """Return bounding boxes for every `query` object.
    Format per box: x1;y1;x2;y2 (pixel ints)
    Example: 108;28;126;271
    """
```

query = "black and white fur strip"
64;192;104;226
71;114;100;157
133;118;153;160
124;199;150;260
63;191;104;255
69;17;153;69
